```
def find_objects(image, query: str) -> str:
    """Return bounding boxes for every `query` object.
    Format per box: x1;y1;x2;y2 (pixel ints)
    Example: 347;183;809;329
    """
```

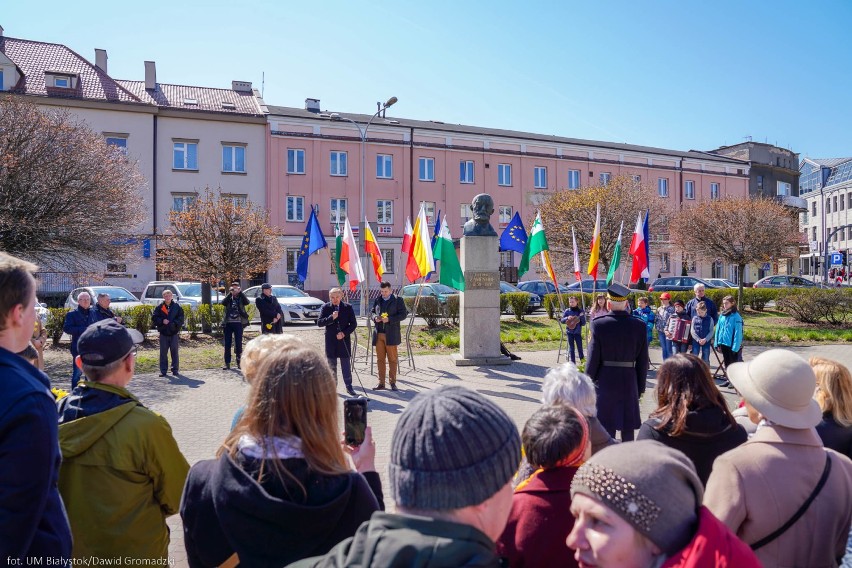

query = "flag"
606;221;624;286
519;212;549;279
363;219;386;282
432;217;465;291
426;210;441;281
572;227;582;282
499;211;527;254
296;207;328;282
642;209;650;282
405;204;436;282
629;212;649;284
333;223;346;286
540;250;558;289
587;204;601;279
339;217;365;291
401;217;413;255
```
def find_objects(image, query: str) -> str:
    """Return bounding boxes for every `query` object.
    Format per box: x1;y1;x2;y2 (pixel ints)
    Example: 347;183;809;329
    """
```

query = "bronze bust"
462;193;497;237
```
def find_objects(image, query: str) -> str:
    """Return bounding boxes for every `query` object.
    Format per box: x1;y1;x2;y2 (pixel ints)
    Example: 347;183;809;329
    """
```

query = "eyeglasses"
123;345;138;360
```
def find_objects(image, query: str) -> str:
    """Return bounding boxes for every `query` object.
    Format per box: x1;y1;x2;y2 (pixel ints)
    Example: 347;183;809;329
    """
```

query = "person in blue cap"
584;282;650;442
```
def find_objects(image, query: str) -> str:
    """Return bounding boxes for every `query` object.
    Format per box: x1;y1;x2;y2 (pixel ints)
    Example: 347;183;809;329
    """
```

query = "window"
376;154;393;179
421;201;436;225
287;149;305;174
330;198;347;224
812;227;817;241
568;169;581;189
54;76;70;88
684;180;695;200
498;163;512;186
660;253;670;273
777;181;791;196
377;199;393;225
500;251;514;268
833;196;838;210
382;249;394;274
499;206;513;225
658;178;669;197
812;202;817;216
841;196;845;211
686;253;697;272
222;194;247;207
286;196;305;222
330;151;347;176
285;248;300;273
419;157;434;181
710;182;720;200
0;69;4;91
330;250;337;274
105;136;127;155
534;167;547;189
600;172;611;186
172;193;196;212
173;141;198;170
460;203;473;226
460;160;475;184
222;144;246;173
826;198;831;213
757;175;764;191
848;193;852;209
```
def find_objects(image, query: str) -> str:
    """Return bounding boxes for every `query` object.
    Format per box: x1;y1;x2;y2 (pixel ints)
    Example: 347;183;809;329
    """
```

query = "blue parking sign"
830;252;843;266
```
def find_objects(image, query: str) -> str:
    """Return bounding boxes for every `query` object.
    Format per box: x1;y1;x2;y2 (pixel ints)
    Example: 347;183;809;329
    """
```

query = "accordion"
668;318;691;343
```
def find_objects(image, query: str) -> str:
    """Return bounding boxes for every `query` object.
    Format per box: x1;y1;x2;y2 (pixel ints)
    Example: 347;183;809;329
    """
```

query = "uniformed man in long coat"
585;283;649;441
317;287;358;396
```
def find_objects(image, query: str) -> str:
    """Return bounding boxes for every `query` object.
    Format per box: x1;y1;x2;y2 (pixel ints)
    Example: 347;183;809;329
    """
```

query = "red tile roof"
1;36;143;104
116;80;262;116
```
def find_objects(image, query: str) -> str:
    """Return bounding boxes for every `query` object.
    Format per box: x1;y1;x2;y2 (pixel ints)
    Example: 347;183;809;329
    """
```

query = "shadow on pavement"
476;389;540;403
168;373;205;388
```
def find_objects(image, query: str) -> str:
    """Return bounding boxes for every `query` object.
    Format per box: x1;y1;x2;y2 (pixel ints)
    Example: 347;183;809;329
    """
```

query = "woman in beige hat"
704;349;852;567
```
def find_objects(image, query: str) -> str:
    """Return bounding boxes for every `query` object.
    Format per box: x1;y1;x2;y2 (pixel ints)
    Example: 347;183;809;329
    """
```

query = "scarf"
721;305;738;317
238;434;304;460
515;408;590;492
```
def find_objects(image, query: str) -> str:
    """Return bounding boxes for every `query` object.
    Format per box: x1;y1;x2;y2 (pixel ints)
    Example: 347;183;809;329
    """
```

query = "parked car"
517;280;571;297
500;281;542;313
648;276;717;292
65;286;142;310
141;281;204;308
242;285;324;322
566;279;609;293
705;278;737;288
401;283;459;307
753;275;819;288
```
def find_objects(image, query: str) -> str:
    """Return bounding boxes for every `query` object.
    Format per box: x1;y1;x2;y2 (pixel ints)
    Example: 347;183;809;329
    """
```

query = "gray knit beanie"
570;440;702;555
389;385;521;510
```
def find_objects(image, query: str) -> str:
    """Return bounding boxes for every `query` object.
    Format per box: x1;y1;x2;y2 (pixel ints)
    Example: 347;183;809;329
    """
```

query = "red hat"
660;292;671;300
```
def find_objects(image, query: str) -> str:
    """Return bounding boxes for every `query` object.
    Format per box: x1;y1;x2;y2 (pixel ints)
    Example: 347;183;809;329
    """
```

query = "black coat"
221;293;250;326
151;301;185;336
586;310;650;433
371;295;408;347
318;302;357;358
255;294;285;333
816;412;852;459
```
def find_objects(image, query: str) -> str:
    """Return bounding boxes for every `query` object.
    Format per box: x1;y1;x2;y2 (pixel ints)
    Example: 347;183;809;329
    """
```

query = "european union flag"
297;207;328;282
499;211;527;254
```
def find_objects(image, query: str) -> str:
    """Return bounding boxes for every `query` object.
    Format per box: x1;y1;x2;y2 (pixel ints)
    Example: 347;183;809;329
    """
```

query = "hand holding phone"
345;426;376;473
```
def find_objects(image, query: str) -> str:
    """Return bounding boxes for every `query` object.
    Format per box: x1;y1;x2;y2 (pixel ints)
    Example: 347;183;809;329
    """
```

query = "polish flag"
629;212;649;284
339;217;365;291
572;227;582;282
401;217;413;255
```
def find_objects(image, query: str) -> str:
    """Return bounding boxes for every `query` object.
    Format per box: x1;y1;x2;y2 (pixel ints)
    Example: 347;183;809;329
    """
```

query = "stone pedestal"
453;235;510;366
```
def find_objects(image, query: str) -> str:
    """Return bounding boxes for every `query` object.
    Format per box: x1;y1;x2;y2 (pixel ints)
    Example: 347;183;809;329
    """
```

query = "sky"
5;1;852;158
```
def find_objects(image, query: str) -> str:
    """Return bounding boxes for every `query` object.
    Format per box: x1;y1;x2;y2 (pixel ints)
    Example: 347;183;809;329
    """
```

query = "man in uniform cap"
585;282;649;441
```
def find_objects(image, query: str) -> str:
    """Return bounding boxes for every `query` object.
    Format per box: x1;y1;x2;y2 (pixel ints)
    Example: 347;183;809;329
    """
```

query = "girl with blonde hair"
811;356;852;458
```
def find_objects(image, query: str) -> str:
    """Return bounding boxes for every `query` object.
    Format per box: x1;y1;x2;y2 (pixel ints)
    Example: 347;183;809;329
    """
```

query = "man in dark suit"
317;287;358;396
585;283;649;442
371;281;408;391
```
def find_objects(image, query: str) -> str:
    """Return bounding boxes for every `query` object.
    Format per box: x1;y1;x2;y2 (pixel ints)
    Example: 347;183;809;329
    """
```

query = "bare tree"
158;187;284;285
537;176;672;280
669;197;801;305
0;96;145;271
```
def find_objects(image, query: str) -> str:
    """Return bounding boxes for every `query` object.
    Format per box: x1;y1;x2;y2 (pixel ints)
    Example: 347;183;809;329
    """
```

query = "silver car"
242;285;324;322
65;286;142;310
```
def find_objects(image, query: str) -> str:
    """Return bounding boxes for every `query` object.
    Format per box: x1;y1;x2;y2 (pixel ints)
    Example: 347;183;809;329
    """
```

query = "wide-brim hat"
727;349;822;429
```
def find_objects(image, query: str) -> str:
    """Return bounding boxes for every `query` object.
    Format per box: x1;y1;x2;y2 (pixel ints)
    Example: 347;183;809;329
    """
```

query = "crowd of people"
3;251;852;567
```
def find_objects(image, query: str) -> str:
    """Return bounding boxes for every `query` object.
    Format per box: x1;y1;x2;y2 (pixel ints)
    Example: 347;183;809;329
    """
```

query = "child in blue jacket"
632;296;655;345
560;296;586;363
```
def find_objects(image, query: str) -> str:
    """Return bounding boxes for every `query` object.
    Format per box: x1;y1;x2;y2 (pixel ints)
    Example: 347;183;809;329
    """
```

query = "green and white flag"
518;212;548;278
606;221;624;286
432;217;465;291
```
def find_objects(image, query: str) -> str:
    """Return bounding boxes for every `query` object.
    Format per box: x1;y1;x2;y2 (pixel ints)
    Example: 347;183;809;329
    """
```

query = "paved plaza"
135;341;852;566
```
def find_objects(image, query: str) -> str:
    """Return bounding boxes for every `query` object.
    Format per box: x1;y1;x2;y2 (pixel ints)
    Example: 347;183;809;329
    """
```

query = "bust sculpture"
462;193;497;237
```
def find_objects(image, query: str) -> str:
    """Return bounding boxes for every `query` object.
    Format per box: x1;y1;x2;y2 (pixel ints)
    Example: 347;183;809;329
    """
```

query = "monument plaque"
465;271;499;290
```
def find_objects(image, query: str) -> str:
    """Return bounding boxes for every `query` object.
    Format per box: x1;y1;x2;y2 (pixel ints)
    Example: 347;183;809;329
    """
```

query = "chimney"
305;98;320;113
95;49;108;74
144;61;157;91
232;80;252;93
0;25;4;37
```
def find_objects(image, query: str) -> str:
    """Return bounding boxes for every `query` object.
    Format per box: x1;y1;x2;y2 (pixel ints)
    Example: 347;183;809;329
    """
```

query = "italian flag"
587;203;601;279
432;217;465;291
363;219;385;282
339;217;365;291
606;221;624;286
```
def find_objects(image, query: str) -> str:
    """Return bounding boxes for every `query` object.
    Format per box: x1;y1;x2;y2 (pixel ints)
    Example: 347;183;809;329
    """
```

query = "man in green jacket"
57;319;189;561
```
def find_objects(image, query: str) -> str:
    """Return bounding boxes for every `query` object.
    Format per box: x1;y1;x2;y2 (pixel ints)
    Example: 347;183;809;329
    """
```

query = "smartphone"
344;397;368;446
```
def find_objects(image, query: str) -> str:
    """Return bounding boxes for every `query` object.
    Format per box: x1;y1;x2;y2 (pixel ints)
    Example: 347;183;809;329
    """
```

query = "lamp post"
322;96;398;317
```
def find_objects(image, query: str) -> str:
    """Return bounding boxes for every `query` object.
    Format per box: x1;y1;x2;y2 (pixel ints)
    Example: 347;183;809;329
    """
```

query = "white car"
141;281;204;308
243;285;325;322
65;286;143;310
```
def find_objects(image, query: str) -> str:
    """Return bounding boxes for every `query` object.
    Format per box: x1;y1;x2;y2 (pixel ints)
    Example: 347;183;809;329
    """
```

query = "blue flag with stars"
499;211;527;254
297;206;328;282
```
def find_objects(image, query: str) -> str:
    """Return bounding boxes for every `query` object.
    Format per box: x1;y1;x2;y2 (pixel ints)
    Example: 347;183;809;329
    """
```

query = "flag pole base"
451;353;512;367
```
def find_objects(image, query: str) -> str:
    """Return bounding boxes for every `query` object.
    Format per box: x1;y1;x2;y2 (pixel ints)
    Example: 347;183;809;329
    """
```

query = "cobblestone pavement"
137;342;852;566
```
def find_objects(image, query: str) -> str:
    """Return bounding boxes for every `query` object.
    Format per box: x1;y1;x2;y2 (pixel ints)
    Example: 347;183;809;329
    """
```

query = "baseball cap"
78;319;144;366
660;292;671;300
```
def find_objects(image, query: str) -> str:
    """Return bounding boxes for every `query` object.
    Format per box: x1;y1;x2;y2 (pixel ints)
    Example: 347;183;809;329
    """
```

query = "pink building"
267;101;749;295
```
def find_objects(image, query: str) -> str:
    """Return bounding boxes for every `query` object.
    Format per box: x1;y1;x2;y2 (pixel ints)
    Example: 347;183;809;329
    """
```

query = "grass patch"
741;309;852;343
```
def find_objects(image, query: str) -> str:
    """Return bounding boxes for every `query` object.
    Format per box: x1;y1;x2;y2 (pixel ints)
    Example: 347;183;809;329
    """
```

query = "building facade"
798;157;852;280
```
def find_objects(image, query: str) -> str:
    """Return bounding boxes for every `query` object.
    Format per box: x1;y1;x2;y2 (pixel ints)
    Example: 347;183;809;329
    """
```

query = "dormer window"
221;102;236;110
183;98;198;106
54;76;70;88
45;71;78;90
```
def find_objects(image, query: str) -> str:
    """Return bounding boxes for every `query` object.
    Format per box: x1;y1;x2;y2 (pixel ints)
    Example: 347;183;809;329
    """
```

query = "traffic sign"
830;252;843;267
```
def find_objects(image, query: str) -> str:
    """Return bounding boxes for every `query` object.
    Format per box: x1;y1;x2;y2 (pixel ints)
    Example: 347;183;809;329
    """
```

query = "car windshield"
176;284;202;297
273;286;308;298
92;287;138;302
431;284;459;294
501;282;520;293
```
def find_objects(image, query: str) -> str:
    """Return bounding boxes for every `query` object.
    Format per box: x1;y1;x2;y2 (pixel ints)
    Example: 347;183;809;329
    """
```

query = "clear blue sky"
6;1;852;157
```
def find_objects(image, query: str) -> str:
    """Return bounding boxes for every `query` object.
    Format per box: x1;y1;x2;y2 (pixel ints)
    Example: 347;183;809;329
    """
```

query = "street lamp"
322;96;398;318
